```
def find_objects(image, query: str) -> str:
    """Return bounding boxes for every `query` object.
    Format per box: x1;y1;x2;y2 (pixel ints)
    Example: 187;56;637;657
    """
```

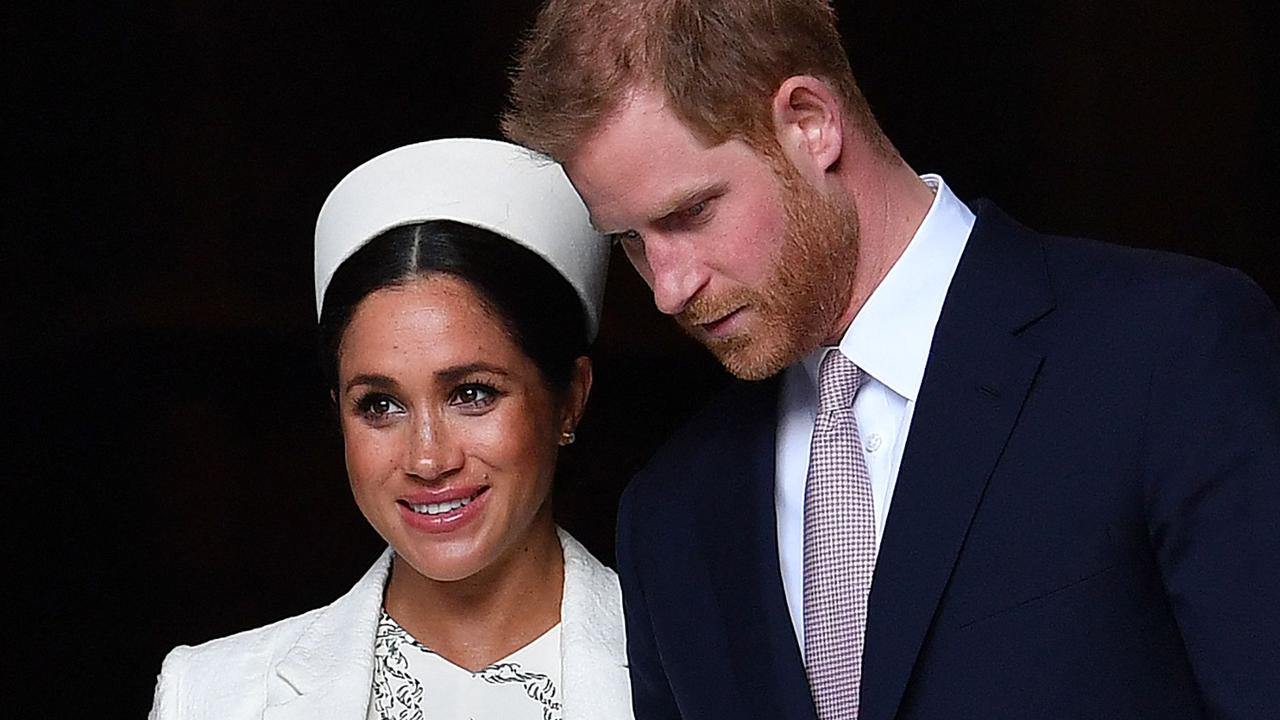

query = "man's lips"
693;306;746;338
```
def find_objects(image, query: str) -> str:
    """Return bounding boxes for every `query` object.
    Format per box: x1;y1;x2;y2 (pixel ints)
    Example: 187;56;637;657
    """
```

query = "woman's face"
336;273;588;583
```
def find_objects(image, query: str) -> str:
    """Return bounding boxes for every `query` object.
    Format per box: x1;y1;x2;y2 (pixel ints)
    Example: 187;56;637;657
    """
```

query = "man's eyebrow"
651;181;727;222
593;181;728;235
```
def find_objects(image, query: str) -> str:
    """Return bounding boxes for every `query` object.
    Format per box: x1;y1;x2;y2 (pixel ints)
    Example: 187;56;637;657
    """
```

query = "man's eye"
664;198;714;231
609;230;641;247
451;384;497;408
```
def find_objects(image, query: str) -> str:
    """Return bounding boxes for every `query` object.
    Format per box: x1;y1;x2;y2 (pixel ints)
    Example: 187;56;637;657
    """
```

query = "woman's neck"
382;517;565;672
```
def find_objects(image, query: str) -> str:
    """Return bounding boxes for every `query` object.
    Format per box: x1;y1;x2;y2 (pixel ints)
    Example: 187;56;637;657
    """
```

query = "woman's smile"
337;273;571;584
396;485;490;533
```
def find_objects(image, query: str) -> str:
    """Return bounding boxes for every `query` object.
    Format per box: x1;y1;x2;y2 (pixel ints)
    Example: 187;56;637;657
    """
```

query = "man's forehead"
564;106;735;229
567;88;711;164
566;133;719;228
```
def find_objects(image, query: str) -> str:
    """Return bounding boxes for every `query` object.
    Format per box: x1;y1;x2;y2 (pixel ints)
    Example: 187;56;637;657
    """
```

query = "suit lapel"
859;203;1054;720
699;378;820;720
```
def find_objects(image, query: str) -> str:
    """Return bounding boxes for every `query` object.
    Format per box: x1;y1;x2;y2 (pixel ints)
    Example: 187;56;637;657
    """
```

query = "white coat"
149;529;632;719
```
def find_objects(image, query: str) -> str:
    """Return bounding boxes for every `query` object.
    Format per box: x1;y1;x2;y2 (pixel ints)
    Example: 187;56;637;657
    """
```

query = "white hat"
314;138;609;339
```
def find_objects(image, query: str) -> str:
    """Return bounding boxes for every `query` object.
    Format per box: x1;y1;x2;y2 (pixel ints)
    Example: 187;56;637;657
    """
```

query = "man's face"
565;90;859;380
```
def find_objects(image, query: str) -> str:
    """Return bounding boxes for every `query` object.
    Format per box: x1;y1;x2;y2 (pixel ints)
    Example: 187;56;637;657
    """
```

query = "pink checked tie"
803;350;874;719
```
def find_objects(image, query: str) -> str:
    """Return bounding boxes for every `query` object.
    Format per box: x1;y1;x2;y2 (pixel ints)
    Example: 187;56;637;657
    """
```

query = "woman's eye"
357;394;404;420
451;384;497;409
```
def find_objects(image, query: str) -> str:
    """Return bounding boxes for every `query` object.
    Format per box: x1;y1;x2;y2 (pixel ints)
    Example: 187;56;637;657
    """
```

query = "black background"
8;2;1277;715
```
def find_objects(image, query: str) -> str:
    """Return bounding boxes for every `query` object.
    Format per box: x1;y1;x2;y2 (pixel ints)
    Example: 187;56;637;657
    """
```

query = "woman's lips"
397;486;489;534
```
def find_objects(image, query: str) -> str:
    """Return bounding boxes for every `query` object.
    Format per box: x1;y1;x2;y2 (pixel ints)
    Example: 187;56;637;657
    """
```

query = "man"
503;1;1280;718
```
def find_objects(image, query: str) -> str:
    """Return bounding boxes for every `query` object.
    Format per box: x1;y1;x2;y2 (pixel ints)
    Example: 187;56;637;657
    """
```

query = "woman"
149;139;630;719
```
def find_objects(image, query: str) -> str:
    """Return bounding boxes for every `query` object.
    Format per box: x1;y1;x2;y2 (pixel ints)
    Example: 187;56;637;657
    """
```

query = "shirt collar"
800;174;975;402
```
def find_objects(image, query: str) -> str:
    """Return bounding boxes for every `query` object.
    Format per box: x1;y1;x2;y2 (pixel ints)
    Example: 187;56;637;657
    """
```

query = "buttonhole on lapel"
978;384;1000;399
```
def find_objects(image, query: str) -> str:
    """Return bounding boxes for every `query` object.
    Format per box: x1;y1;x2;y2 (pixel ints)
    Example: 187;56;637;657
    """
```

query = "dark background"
9;1;1276;715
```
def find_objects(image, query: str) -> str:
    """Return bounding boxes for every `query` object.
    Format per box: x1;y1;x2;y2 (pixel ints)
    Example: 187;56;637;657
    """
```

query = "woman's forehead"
338;277;521;376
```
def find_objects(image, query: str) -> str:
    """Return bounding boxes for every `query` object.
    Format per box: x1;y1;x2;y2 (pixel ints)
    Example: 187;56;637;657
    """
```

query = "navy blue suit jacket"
616;202;1280;719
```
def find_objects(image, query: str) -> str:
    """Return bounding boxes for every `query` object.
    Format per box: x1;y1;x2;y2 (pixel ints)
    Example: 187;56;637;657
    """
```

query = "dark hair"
318;220;590;394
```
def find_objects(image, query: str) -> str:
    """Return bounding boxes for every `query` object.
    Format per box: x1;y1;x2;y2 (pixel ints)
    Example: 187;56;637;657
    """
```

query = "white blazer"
149;529;632;719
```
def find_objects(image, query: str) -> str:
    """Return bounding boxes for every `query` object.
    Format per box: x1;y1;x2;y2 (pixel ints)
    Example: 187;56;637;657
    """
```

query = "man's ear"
771;75;845;177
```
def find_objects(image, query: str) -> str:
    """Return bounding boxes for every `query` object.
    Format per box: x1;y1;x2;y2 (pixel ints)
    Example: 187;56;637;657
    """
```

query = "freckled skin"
336;274;590;668
565;92;790;319
565;89;860;379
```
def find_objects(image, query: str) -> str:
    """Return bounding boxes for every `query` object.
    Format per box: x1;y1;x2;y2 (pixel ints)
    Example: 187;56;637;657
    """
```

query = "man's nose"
644;235;707;316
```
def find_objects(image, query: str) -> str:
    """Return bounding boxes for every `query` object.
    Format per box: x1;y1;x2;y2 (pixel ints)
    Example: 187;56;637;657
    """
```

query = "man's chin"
678;310;806;380
706;336;798;381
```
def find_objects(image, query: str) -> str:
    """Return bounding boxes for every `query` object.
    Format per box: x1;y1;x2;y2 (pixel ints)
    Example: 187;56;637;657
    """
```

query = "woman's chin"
391;531;496;585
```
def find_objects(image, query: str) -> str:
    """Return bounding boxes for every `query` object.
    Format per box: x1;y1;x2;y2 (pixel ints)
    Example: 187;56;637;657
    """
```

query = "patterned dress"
367;609;562;720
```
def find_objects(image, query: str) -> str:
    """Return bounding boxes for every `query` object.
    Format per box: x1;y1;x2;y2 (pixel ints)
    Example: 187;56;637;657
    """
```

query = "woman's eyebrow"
436;363;510;383
344;373;398;392
344;363;511;392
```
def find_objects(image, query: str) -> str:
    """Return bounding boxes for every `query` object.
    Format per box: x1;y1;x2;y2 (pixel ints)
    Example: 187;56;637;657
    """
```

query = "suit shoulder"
621;377;777;515
1037;231;1270;314
971;203;1266;309
1007;233;1279;388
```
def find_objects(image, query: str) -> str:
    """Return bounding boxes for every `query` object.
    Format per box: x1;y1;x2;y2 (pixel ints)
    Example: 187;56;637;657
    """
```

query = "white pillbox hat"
314;138;609;338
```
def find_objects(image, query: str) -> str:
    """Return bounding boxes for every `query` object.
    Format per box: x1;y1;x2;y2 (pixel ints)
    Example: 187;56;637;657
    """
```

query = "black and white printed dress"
367;609;562;720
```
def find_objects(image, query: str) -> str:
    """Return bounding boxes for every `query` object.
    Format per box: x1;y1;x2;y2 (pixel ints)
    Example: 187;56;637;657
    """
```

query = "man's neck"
826;164;936;344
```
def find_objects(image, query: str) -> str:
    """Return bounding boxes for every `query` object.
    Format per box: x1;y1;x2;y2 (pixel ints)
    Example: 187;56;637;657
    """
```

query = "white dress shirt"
775;175;975;647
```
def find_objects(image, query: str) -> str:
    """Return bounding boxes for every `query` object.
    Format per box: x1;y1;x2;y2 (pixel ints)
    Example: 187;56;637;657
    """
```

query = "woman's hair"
318;220;590;395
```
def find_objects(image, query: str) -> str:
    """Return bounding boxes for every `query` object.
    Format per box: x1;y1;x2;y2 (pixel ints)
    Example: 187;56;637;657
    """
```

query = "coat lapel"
558;528;633;720
700;378;820;720
264;536;629;720
858;202;1054;720
264;549;391;720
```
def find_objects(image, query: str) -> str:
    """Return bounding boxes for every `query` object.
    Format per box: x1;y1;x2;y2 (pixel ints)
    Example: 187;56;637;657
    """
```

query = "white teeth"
408;496;473;516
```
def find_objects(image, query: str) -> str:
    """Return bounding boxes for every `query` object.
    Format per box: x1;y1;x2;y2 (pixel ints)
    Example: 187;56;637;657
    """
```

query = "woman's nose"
403;414;464;483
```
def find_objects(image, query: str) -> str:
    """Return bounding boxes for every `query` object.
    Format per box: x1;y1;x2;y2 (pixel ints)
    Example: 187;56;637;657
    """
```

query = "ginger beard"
679;160;860;380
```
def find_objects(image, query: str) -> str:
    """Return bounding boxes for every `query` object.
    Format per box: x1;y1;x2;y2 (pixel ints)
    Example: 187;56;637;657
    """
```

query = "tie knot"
816;350;862;415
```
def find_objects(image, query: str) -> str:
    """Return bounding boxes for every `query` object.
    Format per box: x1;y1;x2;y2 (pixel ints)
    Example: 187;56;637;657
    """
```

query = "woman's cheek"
455;410;518;457
344;425;400;486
